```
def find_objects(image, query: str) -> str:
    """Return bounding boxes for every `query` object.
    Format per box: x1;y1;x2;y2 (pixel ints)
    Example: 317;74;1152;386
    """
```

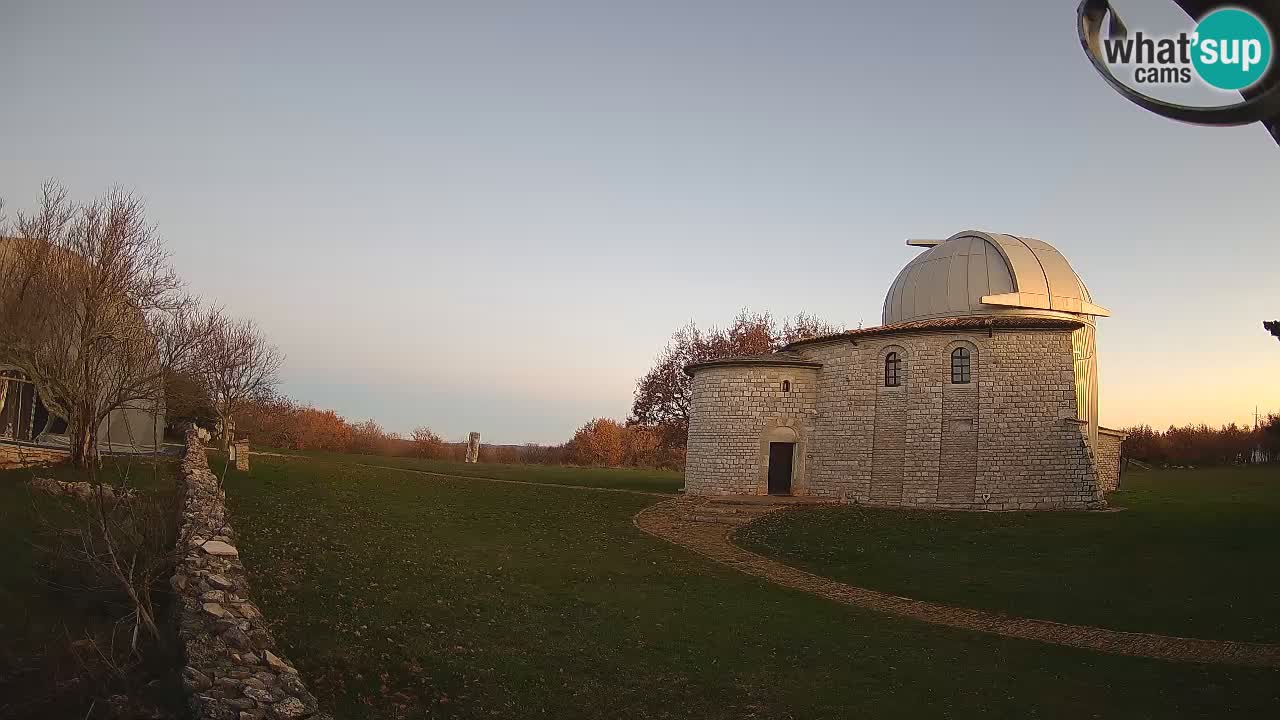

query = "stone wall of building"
685;364;818;495
686;328;1105;510
970;331;1102;509
1095;427;1127;492
174;430;330;720
0;442;69;469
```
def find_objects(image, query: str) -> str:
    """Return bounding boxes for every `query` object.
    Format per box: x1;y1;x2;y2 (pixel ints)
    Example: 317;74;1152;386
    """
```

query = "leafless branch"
198;313;283;448
0;181;197;466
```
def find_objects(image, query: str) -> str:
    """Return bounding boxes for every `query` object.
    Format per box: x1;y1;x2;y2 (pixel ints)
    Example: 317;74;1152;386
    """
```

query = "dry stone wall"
173;429;330;720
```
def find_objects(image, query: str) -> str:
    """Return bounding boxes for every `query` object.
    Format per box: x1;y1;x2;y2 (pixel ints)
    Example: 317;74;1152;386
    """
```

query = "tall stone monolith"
465;432;481;463
233;439;250;472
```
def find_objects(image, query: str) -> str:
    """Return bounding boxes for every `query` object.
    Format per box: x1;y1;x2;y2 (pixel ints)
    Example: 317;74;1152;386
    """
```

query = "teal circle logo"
1191;8;1272;90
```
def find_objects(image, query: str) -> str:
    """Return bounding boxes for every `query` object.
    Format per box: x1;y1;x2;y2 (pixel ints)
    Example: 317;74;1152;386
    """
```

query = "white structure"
0;367;164;453
883;231;1109;450
0;237;165;455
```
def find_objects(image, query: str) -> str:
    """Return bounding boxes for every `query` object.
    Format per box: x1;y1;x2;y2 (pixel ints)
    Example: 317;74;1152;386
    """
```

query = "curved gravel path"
634;497;1280;669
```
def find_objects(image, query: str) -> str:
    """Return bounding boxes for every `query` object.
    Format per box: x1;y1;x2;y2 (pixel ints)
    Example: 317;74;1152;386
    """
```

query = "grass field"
738;465;1280;644
223;455;1280;719
0;457;182;719
266;449;684;494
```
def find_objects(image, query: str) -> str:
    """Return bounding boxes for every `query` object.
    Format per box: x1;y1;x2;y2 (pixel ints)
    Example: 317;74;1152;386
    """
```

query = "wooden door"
767;442;794;495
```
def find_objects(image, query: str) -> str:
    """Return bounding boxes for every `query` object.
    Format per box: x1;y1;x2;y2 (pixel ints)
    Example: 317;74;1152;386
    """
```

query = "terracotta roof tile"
684;351;822;376
784;315;1084;349
684;316;1083;375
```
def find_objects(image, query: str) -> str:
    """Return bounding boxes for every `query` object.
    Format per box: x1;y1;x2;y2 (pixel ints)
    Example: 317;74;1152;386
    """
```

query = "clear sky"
2;0;1277;444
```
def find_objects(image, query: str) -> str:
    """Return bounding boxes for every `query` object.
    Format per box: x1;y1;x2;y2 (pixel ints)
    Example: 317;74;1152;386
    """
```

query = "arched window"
951;347;971;384
781;380;791;393
884;352;901;387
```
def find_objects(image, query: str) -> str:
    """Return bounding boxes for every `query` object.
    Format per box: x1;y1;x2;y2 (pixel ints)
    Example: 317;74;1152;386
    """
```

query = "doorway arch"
764;425;798;496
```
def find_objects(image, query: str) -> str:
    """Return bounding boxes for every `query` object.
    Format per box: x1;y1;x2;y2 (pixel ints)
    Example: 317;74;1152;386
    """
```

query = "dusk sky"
3;0;1277;444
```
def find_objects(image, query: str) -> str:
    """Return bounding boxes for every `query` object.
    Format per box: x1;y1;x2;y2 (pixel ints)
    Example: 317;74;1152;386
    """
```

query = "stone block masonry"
232;439;250;472
1096;427;1127;492
686;328;1106;510
0;441;69;469
685;364;819;496
173;429;331;720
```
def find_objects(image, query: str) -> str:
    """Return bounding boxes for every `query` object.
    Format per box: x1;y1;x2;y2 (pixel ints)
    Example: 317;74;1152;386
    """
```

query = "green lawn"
263;449;685;494
737;466;1280;644
224;455;1280;719
0;456;182;719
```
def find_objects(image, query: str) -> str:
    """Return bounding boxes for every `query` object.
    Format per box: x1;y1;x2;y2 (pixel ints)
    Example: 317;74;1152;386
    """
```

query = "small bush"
1;461;184;719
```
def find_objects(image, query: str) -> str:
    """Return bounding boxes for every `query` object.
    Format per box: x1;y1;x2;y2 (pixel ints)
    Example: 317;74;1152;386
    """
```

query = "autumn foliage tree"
235;398;354;452
621;424;661;467
568;417;664;467
290;406;357;451
570;418;626;466
628;309;841;459
411;426;448;458
349;419;398;455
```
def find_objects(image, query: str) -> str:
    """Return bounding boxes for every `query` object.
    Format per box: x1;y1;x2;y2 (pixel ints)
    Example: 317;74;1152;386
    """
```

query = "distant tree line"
217;309;840;471
225;396;572;463
203;304;1280;474
227;398;669;467
1122;416;1280;466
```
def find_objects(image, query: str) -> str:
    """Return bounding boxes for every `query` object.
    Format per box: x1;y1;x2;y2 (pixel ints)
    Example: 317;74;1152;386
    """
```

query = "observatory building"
683;230;1126;510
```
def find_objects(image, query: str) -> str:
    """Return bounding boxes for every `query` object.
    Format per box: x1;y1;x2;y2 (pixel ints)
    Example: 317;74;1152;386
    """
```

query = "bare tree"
24;456;185;685
629;309;841;455
0;182;203;467
53;481;180;651
200;314;283;448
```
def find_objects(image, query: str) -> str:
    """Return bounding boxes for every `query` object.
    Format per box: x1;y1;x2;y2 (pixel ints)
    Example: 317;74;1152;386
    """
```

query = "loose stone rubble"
0;442;69;469
28;477;134;500
173;429;330;720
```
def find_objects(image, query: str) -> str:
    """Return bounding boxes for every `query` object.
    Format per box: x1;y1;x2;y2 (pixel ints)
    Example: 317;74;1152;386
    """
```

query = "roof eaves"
683;353;824;377
782;315;1085;350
